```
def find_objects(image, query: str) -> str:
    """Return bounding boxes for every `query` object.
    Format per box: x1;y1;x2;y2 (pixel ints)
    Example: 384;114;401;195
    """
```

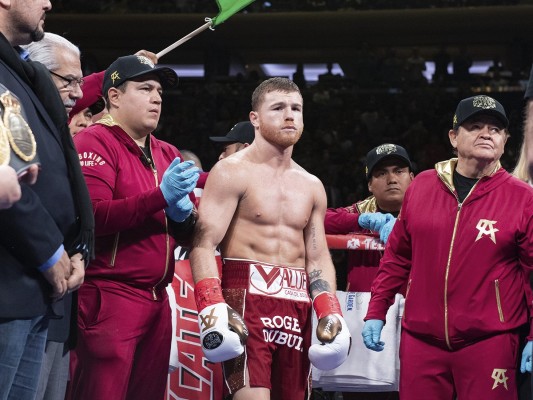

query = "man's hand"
41;250;71;301
67;253;85;293
0;165;21;209
160;158;200;211
134;50;158;65
358;212;394;233
166;195;194;223
361;319;385;351
379;217;396;244
521;341;533;373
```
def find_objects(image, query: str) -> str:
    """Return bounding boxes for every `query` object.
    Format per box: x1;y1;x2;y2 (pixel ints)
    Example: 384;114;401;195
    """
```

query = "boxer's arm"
305;180;351;370
189;161;241;282
189;160;249;363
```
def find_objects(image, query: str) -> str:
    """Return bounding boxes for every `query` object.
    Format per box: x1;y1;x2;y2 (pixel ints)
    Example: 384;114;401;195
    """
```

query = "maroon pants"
400;329;519;400
66;280;171;400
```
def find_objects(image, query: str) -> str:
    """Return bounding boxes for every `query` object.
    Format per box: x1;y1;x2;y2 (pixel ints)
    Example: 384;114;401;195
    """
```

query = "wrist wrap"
194;277;224;311
313;291;342;319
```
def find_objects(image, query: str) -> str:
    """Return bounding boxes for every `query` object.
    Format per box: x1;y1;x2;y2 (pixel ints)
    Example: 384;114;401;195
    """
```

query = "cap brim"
459;110;509;128
367;155;412;180
122;66;179;90
209;136;237;143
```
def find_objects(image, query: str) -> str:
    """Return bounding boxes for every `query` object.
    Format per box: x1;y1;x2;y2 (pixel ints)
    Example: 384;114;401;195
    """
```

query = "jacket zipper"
150;166;171;301
441;178;479;350
494;279;505;322
110;233;120;267
403;279;412;319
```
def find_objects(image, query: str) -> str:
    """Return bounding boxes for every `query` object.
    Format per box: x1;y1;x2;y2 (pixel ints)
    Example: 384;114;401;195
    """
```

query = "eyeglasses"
49;70;84;90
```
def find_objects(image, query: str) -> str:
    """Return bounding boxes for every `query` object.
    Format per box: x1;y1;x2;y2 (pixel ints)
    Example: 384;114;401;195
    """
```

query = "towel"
312;291;404;392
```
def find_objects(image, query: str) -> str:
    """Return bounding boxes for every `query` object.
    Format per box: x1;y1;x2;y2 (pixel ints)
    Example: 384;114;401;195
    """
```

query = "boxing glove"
309;291;352;371
194;277;249;363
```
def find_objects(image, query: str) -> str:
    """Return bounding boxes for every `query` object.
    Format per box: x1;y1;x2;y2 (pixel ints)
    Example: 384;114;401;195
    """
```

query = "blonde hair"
512;139;531;183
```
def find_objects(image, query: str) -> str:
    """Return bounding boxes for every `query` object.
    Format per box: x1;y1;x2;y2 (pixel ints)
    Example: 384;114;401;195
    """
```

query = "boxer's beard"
260;123;303;149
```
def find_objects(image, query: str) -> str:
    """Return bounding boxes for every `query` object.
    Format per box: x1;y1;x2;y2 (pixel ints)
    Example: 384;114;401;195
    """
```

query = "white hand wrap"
309;313;351;371
198;302;248;363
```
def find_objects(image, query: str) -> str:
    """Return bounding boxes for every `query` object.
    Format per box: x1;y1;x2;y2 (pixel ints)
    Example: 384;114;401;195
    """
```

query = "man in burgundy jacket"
324;143;413;399
66;55;199;400
325;143;414;293
363;95;533;400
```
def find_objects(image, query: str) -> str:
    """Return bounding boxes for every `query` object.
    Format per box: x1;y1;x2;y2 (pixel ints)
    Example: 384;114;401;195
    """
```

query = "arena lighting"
162;61;493;83
161;64;205;78
161;63;345;82
261;63;344;82
423;60;493;82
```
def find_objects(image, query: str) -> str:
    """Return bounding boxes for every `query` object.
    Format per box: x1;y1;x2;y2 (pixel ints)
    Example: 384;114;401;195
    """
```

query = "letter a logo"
200;308;218;332
491;368;509;390
475;219;499;244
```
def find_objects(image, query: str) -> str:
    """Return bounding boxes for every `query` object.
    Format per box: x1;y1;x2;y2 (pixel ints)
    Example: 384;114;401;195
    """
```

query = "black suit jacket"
0;34;79;341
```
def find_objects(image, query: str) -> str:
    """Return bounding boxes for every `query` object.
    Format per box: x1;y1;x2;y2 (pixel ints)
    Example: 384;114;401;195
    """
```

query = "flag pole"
156;20;213;59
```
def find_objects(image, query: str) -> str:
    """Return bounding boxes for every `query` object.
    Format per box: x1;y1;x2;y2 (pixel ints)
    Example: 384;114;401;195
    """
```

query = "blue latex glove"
521;341;533;373
379;217;397;244
166;195;193;222
160;158;199;207
361;319;385;352
358;212;394;233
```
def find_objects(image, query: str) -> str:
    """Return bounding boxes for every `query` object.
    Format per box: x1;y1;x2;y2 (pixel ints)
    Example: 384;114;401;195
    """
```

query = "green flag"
212;0;256;26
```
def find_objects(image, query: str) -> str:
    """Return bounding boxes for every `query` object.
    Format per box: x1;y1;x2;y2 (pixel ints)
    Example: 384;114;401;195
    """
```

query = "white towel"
312;291;404;392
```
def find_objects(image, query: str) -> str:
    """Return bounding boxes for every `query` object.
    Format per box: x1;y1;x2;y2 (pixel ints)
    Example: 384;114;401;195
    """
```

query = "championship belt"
0;84;39;176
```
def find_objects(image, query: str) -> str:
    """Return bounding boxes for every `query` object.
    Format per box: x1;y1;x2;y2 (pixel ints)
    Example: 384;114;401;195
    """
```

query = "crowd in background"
148;69;527;209
49;0;522;14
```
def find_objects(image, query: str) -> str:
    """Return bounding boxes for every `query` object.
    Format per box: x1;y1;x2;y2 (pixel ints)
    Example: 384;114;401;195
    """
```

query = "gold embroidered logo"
110;71;120;84
375;143;397;155
473;95;497;110
475;219;498;244
199;308;218;332
491;368;509;390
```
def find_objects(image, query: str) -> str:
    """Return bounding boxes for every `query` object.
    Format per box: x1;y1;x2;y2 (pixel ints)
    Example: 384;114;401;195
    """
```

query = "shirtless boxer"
190;77;351;400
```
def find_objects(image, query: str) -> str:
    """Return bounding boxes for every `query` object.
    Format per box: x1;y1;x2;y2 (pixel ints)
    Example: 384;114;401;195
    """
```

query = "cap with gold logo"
365;143;412;181
102;55;178;95
452;95;508;130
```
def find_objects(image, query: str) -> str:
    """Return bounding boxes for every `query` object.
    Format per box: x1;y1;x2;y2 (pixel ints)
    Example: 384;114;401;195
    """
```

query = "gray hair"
21;32;80;71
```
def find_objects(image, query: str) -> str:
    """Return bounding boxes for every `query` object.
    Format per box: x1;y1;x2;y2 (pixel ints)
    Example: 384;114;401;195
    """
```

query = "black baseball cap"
103;55;178;95
365;143;413;180
452;95;508;130
209;121;255;144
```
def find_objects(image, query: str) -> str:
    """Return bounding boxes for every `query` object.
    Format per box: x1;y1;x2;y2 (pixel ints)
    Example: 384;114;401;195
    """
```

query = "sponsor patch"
249;263;309;302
